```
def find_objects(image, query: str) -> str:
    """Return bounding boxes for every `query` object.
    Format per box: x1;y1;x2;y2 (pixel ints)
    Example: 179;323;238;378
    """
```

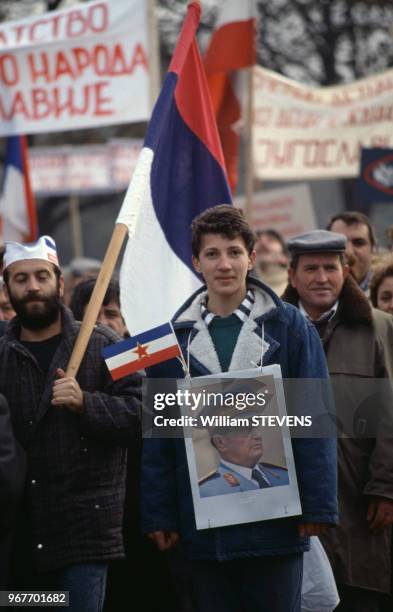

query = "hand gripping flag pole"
65;222;128;377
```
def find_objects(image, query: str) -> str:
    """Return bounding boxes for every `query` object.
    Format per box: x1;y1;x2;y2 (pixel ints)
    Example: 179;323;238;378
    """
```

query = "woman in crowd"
370;258;393;612
370;260;393;315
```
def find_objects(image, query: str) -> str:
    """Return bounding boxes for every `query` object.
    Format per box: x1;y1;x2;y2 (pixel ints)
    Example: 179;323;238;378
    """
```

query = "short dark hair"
369;262;393;307
3;263;61;286
289;252;346;271
191;205;255;257
255;228;288;255
327;212;376;248
70;277;120;321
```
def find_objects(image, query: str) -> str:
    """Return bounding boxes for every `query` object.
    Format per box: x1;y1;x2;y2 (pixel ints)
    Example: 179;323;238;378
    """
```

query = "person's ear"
212;434;225;452
192;255;201;274
58;274;65;299
288;266;297;288
248;249;256;270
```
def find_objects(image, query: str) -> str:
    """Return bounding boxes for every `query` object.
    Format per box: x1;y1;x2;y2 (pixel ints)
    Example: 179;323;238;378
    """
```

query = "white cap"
3;236;60;270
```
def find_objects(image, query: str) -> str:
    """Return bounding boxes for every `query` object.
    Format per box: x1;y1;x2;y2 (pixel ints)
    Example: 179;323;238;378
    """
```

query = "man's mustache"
20;294;48;304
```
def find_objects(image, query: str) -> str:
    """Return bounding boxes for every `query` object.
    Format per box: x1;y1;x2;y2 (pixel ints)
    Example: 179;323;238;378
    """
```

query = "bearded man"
0;236;141;612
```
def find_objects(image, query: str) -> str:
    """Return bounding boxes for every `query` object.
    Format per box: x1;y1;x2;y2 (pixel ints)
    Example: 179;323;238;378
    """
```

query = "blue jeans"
39;563;108;612
190;554;303;612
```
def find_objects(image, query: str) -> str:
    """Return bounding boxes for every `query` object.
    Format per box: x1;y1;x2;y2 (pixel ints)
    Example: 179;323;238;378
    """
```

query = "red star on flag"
133;342;149;359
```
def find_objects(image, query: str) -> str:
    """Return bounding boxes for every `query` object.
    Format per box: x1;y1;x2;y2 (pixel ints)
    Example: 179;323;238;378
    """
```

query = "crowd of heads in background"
0;209;393;328
254;210;393;318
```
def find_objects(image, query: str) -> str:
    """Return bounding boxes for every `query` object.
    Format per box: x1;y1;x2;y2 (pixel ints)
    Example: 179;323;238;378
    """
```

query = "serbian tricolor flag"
117;1;231;336
0;136;38;242
204;1;257;192
103;323;181;379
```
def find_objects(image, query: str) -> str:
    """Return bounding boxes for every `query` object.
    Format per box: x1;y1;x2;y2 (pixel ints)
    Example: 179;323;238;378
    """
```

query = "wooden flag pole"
65;223;128;377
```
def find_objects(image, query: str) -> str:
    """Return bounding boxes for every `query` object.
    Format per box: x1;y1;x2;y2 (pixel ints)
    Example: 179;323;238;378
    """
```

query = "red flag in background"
204;1;257;193
0;136;38;243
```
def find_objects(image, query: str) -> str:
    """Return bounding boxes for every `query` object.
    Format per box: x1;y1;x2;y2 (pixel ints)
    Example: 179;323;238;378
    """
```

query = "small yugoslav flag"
102;322;181;380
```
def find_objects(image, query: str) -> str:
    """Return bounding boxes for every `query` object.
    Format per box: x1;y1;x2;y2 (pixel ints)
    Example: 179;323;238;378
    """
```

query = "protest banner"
29;139;143;195
253;65;393;180
0;0;150;135
236;183;316;238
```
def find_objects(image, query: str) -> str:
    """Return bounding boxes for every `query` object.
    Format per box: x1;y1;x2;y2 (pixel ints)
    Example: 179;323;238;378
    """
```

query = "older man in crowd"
282;229;393;612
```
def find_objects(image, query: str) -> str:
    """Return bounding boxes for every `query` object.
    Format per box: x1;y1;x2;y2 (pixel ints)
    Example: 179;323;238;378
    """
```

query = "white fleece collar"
175;285;276;374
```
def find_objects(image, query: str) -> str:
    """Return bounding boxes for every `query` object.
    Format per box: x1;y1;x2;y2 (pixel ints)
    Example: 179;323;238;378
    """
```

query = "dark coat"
0;394;26;587
142;278;338;561
282;275;393;593
0;320;7;337
0;306;141;573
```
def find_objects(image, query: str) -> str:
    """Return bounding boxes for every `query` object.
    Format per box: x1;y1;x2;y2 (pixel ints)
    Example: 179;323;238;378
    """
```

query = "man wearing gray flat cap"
282;229;393;611
286;229;347;256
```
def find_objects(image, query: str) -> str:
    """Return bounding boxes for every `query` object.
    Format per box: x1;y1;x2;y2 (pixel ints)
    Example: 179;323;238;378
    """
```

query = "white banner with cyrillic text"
253;65;393;179
0;0;150;135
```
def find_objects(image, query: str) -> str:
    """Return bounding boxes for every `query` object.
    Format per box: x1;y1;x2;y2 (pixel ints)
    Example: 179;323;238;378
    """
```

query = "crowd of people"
0;206;392;612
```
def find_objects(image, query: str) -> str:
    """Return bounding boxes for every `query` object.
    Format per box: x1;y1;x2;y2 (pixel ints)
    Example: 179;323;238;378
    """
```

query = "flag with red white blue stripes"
102;322;181;379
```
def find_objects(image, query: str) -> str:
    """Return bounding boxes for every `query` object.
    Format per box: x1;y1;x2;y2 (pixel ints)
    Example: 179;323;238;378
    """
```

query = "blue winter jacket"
141;278;338;560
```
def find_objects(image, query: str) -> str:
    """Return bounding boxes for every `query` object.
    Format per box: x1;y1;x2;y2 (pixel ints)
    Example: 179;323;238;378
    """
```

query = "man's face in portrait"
212;426;263;468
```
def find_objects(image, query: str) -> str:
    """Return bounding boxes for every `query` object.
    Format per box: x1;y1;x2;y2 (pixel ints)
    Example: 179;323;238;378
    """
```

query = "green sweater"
209;314;243;372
